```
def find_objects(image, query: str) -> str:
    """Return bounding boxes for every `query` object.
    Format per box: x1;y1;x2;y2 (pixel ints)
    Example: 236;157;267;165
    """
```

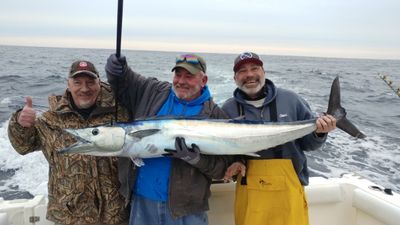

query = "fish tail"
327;76;366;138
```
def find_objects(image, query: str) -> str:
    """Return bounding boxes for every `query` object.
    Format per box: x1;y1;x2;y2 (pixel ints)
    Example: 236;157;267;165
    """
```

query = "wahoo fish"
60;77;365;166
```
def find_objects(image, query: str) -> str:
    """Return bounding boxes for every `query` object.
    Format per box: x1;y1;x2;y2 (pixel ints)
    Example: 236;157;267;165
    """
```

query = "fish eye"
92;128;99;136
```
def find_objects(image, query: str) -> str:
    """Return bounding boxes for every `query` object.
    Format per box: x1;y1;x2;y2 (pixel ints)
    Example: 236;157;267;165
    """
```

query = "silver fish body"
61;76;365;165
62;118;317;166
63;119;317;158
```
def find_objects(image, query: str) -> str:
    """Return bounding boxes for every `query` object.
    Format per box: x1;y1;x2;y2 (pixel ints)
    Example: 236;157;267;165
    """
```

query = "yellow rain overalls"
234;159;309;225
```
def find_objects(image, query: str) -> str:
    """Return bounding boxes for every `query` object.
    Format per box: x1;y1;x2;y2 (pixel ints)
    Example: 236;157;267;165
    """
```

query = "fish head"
60;126;126;156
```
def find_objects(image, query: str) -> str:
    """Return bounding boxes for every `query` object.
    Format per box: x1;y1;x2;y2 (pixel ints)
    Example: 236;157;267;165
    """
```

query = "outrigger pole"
114;0;124;124
379;74;400;97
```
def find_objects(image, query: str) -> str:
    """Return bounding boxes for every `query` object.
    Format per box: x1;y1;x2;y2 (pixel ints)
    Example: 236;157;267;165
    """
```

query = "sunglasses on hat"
176;54;205;72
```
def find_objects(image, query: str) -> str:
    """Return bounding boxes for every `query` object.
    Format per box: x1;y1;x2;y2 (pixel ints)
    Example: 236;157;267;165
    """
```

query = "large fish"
60;77;365;166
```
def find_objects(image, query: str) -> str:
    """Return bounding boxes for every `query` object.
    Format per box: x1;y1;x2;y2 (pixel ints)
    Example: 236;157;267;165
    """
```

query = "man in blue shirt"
106;53;231;225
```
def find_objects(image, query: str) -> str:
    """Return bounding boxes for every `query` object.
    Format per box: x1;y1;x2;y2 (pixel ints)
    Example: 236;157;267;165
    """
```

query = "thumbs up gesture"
17;96;36;128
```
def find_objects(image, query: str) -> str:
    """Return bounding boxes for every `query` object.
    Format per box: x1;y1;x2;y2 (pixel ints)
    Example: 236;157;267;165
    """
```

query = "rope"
379;74;400;97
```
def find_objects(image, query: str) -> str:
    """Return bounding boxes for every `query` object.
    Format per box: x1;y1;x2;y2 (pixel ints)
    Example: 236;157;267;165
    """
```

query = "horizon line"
1;43;399;62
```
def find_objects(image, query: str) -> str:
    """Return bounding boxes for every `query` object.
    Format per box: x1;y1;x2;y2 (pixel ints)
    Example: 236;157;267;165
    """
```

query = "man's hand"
17;96;36;128
105;54;127;77
223;162;246;182
315;114;336;134
164;137;201;165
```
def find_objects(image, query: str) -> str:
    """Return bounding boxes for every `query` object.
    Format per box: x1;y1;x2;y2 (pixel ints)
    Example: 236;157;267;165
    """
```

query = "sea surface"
0;45;399;200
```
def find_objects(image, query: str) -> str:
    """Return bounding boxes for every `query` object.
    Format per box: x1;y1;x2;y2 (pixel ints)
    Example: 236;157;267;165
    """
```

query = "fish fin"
337;117;367;139
244;153;260;157
326;76;366;138
164;148;177;153
162;149;177;157
131;157;145;167
128;129;161;139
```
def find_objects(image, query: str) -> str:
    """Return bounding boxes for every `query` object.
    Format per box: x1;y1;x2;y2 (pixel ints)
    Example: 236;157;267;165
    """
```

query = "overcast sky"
1;0;400;59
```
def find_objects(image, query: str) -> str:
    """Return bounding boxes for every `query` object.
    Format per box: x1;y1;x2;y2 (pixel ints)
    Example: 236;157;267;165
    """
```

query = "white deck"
1;174;399;225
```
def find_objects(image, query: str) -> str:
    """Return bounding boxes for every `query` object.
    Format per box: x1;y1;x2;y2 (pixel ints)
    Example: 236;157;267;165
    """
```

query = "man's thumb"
25;96;33;108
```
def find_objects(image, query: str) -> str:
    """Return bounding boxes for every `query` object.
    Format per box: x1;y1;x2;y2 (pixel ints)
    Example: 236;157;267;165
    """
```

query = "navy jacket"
222;79;326;185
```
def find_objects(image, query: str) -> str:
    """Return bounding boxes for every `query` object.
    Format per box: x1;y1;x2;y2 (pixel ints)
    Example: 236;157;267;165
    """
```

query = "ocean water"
0;45;399;200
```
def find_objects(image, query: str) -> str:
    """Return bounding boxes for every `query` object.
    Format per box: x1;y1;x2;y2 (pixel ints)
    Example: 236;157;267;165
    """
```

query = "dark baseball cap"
69;60;99;79
233;52;263;72
171;54;207;74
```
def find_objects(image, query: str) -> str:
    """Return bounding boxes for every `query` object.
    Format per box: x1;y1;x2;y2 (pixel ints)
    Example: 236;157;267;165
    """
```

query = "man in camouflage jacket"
7;60;129;225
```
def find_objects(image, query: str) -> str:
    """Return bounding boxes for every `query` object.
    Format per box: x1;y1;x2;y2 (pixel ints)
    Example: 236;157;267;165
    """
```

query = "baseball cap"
171;54;207;75
69;60;99;79
233;52;263;72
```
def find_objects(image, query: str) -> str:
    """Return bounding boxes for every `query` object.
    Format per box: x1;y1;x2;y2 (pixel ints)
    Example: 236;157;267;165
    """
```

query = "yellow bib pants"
234;159;309;225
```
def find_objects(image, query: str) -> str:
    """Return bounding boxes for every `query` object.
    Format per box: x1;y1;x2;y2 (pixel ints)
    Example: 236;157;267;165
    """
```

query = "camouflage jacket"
8;82;129;225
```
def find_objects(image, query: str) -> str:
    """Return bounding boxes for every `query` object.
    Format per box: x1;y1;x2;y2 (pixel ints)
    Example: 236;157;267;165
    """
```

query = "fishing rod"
116;0;124;58
379;74;400;97
113;0;124;124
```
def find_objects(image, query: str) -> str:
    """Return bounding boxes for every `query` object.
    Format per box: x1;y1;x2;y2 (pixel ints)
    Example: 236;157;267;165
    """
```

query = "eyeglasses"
176;54;205;72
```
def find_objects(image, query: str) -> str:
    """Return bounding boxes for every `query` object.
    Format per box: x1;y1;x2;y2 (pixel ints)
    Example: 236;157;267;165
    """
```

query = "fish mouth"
58;129;94;154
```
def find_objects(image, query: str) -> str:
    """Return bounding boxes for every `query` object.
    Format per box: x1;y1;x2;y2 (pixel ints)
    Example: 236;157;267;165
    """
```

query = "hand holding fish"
315;114;336;134
17;96;36;128
165;137;201;165
223;162;246;182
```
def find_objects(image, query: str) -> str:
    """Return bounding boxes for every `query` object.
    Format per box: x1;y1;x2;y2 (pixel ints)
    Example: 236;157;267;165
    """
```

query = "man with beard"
222;52;336;225
105;53;231;225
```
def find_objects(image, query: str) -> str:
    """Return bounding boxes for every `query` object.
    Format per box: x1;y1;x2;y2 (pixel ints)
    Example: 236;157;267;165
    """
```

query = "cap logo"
233;52;262;72
78;61;88;68
240;52;254;60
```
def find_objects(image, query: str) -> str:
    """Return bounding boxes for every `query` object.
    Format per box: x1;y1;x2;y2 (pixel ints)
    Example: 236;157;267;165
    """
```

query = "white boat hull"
209;174;400;225
0;174;399;225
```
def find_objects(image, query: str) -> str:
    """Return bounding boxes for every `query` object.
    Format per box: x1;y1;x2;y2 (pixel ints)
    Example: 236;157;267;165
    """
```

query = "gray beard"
237;79;265;98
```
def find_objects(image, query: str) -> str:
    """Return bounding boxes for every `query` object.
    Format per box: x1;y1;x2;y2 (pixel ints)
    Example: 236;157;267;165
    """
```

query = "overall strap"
269;98;278;121
269;99;283;158
236;101;244;117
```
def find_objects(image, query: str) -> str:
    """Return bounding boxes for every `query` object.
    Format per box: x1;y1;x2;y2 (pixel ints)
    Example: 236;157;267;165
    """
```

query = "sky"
1;0;400;60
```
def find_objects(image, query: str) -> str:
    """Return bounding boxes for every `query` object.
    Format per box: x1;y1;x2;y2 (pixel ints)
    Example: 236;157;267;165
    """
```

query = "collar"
172;85;211;106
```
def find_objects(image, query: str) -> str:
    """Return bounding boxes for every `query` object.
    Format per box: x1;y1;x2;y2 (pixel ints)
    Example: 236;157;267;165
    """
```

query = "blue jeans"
129;195;208;225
